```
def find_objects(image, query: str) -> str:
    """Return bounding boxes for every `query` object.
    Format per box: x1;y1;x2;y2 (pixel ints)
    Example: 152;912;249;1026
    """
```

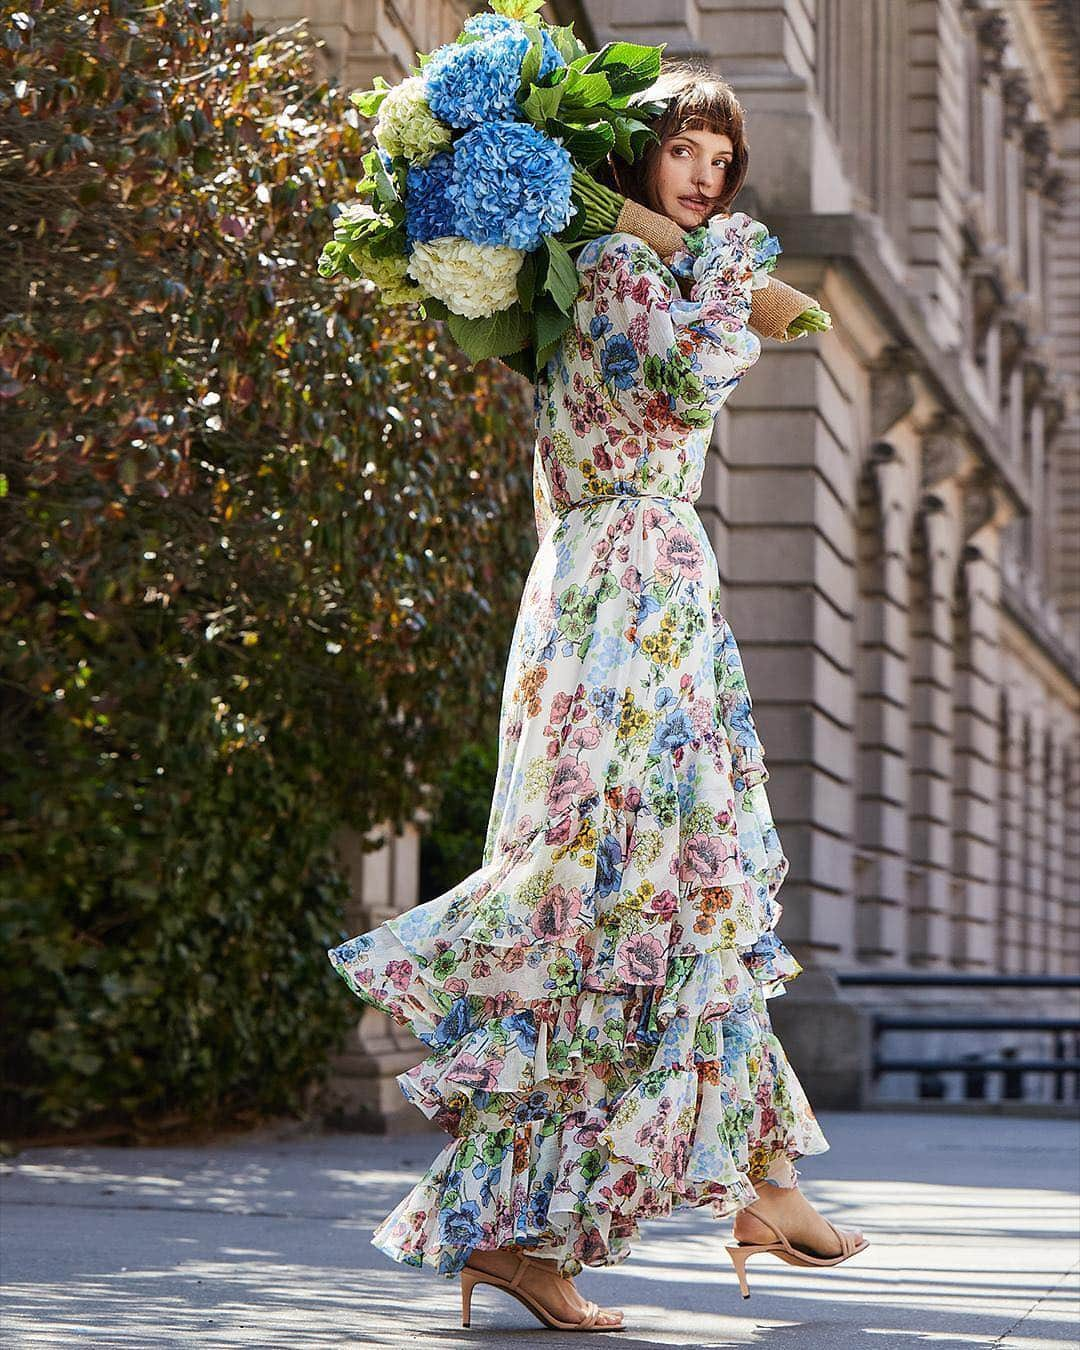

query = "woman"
328;61;869;1333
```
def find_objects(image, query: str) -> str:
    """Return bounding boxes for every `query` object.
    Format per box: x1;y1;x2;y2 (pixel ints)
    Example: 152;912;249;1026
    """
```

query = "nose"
694;169;720;198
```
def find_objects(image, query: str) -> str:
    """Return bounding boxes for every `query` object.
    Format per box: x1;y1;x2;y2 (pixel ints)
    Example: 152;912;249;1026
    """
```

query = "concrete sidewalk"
1;1110;1077;1348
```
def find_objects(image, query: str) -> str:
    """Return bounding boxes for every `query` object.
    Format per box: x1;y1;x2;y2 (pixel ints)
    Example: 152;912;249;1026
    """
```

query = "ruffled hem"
365;1013;829;1279
328;917;828;1277
330;927;802;1127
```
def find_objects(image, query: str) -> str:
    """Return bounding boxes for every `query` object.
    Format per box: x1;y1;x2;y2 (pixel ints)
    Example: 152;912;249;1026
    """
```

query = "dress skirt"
328;492;830;1280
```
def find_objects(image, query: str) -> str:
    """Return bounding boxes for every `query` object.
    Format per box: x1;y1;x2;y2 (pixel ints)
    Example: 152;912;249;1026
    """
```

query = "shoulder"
576;230;676;284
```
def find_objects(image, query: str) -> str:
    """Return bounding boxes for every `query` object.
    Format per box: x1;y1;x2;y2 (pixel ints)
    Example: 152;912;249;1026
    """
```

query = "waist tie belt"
558;491;696;515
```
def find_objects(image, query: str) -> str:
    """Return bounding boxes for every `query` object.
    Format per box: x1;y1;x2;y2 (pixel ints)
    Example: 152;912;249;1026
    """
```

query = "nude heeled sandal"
724;1201;870;1299
460;1253;625;1332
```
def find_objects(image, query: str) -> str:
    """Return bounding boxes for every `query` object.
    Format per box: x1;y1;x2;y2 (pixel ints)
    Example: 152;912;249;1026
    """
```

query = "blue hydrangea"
462;12;565;79
403;150;456;246
423;25;530;129
449;121;574;252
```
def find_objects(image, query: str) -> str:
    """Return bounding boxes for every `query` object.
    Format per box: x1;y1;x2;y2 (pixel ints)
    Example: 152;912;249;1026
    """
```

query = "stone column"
1022;714;1047;974
907;0;968;349
996;692;1025;973
853;444;910;966
318;820;440;1133
907;418;972;967
949;475;1011;969
1044;735;1066;977
1065;744;1080;973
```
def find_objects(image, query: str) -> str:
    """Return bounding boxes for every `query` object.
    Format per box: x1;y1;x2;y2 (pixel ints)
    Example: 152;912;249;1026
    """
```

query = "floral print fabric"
328;210;830;1280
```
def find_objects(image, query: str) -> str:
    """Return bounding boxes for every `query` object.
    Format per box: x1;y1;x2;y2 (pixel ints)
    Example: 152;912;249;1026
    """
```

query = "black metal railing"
834;972;1080;1102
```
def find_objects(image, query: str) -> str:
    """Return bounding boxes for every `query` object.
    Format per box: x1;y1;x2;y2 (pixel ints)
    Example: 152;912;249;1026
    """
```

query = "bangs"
664;91;742;141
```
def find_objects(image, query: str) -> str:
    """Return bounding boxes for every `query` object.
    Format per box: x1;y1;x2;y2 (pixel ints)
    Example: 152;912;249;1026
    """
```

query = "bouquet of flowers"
318;0;826;377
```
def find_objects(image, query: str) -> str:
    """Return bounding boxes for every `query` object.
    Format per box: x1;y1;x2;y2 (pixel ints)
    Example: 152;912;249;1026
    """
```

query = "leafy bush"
0;0;535;1139
419;739;500;905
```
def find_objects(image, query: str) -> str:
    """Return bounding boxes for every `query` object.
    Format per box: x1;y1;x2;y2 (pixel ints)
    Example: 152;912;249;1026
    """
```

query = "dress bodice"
530;211;781;544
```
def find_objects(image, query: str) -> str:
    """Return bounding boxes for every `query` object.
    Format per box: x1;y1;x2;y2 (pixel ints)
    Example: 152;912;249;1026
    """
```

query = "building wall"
243;0;1079;1114
581;0;1079;989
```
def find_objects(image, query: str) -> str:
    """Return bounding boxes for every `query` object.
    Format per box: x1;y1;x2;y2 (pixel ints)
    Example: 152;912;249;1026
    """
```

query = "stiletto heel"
460;1267;478;1327
724;1242;758;1298
725;1193;869;1298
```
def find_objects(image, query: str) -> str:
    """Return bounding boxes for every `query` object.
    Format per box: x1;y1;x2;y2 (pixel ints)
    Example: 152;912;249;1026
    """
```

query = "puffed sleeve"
577;211;772;432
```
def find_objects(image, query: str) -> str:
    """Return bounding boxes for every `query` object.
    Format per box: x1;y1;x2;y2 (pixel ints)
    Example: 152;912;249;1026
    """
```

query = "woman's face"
652;126;734;230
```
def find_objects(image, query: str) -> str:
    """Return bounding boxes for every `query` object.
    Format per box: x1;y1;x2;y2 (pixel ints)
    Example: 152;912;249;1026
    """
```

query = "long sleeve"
612;197;818;344
577;211;770;434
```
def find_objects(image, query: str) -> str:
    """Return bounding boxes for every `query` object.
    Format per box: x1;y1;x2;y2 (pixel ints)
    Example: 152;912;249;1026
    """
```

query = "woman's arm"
613;198;823;342
579;212;767;433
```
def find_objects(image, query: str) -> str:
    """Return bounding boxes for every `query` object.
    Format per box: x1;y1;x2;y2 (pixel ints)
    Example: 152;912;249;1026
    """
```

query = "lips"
679;197;708;209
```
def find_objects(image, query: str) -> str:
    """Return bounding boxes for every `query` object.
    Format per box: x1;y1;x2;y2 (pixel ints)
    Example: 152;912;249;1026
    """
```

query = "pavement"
1;1109;1078;1349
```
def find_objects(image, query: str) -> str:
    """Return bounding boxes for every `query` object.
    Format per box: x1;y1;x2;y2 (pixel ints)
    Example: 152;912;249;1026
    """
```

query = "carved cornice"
1022;122;1052;187
921;413;978;491
999;313;1028;374
969;263;1008;345
1002;69;1031;133
869;345;920;439
962;468;1016;540
975;11;1010;79
1042;377;1068;443
1022;353;1050;408
1042;168;1068;227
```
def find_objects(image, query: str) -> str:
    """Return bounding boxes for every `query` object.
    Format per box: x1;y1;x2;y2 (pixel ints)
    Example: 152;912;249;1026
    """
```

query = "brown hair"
598;59;749;219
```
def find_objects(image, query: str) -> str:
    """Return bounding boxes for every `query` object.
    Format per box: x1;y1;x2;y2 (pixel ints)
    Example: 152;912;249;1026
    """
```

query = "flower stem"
571;168;623;233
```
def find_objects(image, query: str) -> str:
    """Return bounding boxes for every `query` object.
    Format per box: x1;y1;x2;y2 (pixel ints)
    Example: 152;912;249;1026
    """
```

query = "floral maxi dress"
328;210;831;1279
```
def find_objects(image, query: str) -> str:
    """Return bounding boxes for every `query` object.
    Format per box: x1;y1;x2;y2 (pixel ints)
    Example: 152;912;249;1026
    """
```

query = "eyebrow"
669;136;732;156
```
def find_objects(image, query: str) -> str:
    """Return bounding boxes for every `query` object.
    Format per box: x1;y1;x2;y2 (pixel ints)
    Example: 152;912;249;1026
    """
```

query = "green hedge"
0;0;536;1140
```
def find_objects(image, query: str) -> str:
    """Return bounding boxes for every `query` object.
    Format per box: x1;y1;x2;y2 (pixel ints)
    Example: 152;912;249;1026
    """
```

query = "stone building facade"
243;0;1080;1120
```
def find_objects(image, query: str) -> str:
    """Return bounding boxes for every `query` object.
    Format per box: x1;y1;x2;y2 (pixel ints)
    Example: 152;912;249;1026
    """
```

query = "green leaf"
491;0;546;18
371;152;402;207
418;296;451;320
515;251;537;312
520;82;564;125
540;235;579;314
547;24;587;65
349;76;390;118
533;296;572;371
556;189;589;244
516;29;543;94
545;119;614;166
581;41;663;94
626;122;661;162
446;306;532;364
498;347;536;380
557;69;612;111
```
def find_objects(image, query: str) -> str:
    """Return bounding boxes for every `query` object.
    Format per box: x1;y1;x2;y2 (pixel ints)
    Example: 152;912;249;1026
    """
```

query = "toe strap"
579;1299;600;1328
826;1219;862;1255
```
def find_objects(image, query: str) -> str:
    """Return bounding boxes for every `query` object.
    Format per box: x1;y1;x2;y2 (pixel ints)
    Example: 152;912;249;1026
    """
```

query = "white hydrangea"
373;76;452;167
406;237;524;319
